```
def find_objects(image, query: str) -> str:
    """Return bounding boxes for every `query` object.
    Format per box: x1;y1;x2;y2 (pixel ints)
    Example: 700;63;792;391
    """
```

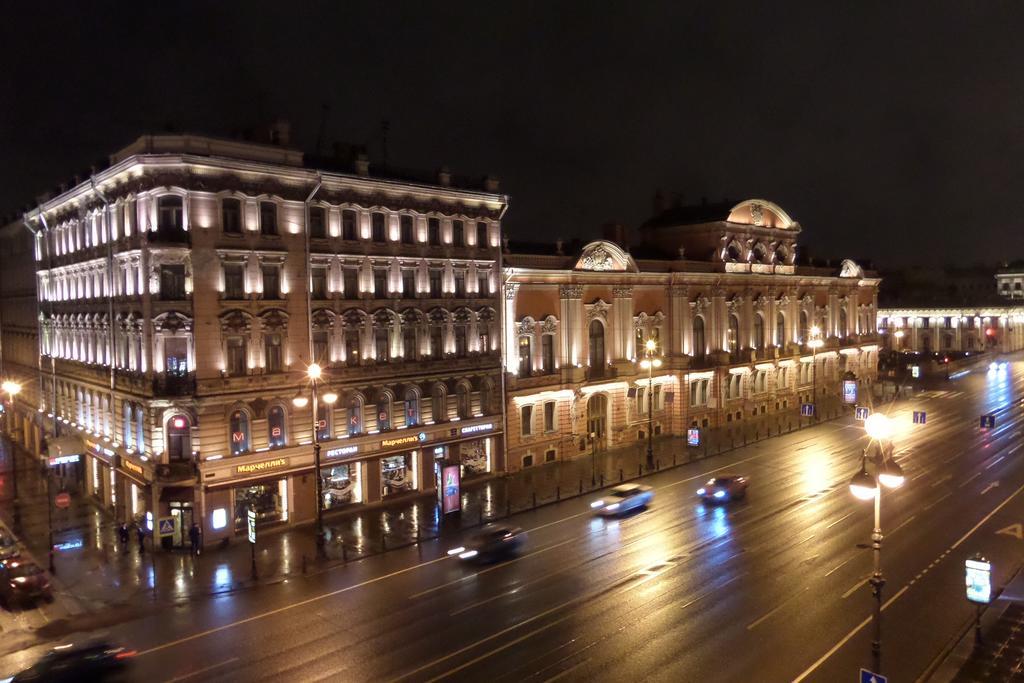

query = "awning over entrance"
159;486;195;503
47;435;86;461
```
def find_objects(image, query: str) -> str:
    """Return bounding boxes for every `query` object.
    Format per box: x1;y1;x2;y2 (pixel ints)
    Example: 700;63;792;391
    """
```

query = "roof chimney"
354;153;370;177
483;175;500;193
437;166;452;187
269;119;291;146
601;222;630;248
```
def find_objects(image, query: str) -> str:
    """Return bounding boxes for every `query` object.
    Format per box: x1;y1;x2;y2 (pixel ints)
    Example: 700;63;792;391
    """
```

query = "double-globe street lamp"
638;339;662;470
847;412;905;675
292;363;338;560
1;381;21;530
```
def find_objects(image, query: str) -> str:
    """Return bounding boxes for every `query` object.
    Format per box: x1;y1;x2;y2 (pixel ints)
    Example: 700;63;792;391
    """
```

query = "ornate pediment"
839;259;864;279
586;299;612;322
574;241;638;273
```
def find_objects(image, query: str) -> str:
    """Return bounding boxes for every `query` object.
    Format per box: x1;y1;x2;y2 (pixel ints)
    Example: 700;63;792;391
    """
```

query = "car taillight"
115;650;137;660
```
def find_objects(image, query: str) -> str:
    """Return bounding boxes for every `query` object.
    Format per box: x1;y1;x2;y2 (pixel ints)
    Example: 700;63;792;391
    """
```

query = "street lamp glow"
894;330;905;339
645;339;657;352
878;459;905;489
863;413;892;441
2;381;21;396
292;395;309;408
322;391;338;405
849;467;879;500
307;363;322;380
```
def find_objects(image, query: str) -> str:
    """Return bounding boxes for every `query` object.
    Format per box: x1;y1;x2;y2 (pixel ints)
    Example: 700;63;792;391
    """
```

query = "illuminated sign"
325;445;358;458
381;435;421;448
966;556;992;604
442;465;461;514
172;417;187;429
911;365;920;379
231;432;246;443
53;539;84;552
48;454;80;466
247;508;257;544
687;428;700;447
236;457;288;475
270;426;282;438
843;381;857;404
460;423;494;436
121;459;144;476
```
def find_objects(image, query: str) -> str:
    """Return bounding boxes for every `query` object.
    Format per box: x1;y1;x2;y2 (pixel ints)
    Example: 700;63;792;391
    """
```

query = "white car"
591;484;654;516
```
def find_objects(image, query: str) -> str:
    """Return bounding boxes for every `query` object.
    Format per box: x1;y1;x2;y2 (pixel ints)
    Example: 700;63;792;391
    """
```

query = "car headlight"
697;488;706;495
459;550;478;560
11;576;27;584
713;490;727;499
447;547;466;556
606;503;620;511
591;500;605;508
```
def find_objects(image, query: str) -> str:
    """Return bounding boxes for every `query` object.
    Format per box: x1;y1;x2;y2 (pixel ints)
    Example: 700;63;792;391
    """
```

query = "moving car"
0;532;19;561
3;641;136;681
0;559;52;607
448;524;527;562
697;475;749;502
591;484;654;516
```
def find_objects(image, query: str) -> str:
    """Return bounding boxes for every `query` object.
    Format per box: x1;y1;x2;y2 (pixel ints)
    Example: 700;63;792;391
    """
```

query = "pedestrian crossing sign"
157;517;175;537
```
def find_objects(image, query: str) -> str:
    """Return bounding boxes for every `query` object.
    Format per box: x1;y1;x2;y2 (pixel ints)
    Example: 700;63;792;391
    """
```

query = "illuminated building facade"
503;200;881;470
22;134;507;545
877;307;1024;354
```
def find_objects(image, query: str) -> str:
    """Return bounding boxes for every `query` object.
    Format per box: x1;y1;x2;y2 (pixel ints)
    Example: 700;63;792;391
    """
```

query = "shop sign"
843;380;857;404
325;445;358;459
442;465;461;514
48;454;80;467
247;508;257;544
121;459;144;476
966;556;992;604
236;457;288;475
460;423;494;436
687;428;700;447
382;434;421;448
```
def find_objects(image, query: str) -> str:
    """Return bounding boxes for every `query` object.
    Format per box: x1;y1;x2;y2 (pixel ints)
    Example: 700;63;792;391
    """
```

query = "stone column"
670;285;688;356
503;283;519;373
712;287;727;352
612;285;634;361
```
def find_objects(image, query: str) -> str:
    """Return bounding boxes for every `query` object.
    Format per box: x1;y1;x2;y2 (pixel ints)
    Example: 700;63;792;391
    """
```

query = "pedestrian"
136;524;146;554
188;522;201;556
118;523;129;553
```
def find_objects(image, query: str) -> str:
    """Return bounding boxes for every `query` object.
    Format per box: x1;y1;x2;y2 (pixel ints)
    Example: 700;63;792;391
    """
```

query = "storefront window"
347;398;363;436
381;454;415;497
460;440;490;477
229;410;250;455
268;405;286;449
377;397;391;432
234;481;284;528
316;403;332;441
322;464;362;509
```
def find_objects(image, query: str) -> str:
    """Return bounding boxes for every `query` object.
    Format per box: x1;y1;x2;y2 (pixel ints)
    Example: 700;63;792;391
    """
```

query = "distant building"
996;266;1024;300
502;199;881;471
18;134;506;546
0;218;41;453
876;308;1024;354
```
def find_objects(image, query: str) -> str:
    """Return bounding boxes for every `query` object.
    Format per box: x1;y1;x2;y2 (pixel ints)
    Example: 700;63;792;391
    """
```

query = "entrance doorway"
587;393;608;450
169;501;193;549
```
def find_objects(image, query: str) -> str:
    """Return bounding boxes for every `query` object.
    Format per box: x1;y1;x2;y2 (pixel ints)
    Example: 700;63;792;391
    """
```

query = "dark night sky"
2;2;1023;267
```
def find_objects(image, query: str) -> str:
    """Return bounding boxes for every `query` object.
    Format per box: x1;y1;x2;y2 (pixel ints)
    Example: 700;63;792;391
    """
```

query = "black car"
449;524;527;562
5;642;135;682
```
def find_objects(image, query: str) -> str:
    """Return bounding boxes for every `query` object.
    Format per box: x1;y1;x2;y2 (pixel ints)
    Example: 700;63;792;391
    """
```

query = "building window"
430;326;444;357
157;196;183;233
402;327;417;360
404;390;419;427
456;385;471;419
452;220;464;246
345;329;360;366
522;454;534;468
727;374;743;399
268;405;286;448
477;272;489;295
776;312;785;347
160;264;186;300
476;221;488;247
432;386;446;422
226;337;247;376
454;271;466;297
347;398;363;435
261;265;280;299
259;201;278;236
588;320;605;374
692;316;706;358
518;336;532;375
521;405;533;436
429;270;442;297
371;212;386;242
377;397;392;431
224;264;245;299
342;210;357;240
312;330;329;364
311;267;327;299
542;334;555;373
754;314;765;350
544;401;556;432
309;207;326;239
316;402;332;441
374;328;389;362
754;370;768;393
373;269;388;299
222;198;242;234
727;314;740;353
166;414;190;461
428;217;441;246
402;270;416;296
229;410;250;455
689;379;709;406
455;326;468;357
264;333;283;372
343;268;359;299
400;215;414;244
545;449;556;463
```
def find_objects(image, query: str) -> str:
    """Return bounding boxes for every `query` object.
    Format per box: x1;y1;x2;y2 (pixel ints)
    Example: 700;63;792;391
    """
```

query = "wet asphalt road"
7;359;1024;682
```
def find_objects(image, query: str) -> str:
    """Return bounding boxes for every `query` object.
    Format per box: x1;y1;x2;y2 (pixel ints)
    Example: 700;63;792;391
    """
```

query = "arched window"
799;310;809;343
376;395;392;431
432;385;447;423
588;320;605;375
166;414;190;461
455;325;468;357
692;316;706;359
754;313;765;350
268;405;286;448
456;384;471;419
229;410;250;455
374;328;389;363
404;389;419;427
157;195;184;235
347;397;363;436
839;309;848;338
480;381;493;415
728;314;740;352
316;402;332;441
726;243;741;262
403;327;417;360
518;336;532;375
776;312;786;346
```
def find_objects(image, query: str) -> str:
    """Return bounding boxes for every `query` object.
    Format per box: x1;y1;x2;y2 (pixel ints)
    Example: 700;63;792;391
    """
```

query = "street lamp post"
639;339;662;470
589;431;597;486
848;412;904;675
2;381;21;528
295;363;331;560
807;326;824;422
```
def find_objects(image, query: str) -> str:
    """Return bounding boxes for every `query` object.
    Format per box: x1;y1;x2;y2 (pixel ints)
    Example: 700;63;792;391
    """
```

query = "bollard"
302;554;308;574
619;468;623;482
532;492;537;508
479;508;484;526
655;459;659;471
342;543;348;563
556;485;560;501
506;499;511;517
673;452;677;467
579;480;583;495
382;532;387;553
600;473;604;487
638;463;642;477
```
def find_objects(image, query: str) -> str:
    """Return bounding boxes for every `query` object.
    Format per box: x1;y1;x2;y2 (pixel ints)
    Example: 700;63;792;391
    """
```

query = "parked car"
448;524;527;562
0;559;52;607
591;484;654;516
697;475;749;503
0;532;20;561
3;641;135;681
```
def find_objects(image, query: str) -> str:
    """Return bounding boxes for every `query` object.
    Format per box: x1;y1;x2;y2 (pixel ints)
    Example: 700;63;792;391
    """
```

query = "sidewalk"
0;400;848;626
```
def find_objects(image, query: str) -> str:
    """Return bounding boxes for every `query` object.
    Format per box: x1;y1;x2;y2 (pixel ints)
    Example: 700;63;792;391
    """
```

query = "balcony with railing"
153;373;196;397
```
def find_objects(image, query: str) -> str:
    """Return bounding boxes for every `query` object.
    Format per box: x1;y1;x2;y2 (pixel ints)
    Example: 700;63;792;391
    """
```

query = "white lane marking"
952;481;1024;550
841;577;868;599
981;481;1001;495
931;474;952;487
1009;444;1022;456
747;587;810;630
986;456;1006;470
165;657;240;682
825;511;855;530
923;491;952;511
824;554;857;578
958;472;981;488
889;515;916;535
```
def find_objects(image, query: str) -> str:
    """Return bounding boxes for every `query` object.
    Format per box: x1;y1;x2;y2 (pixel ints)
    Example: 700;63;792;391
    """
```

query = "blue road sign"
980;414;996;429
157;517;175;537
860;669;887;683
854;406;870;421
801;403;815;417
913;411;927;424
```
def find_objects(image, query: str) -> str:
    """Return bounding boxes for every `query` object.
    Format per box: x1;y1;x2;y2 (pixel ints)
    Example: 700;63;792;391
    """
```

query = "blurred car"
0;532;20;561
591;484;654;516
0;559;52;607
3;642;135;682
448;524;527;562
697;475;749;503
